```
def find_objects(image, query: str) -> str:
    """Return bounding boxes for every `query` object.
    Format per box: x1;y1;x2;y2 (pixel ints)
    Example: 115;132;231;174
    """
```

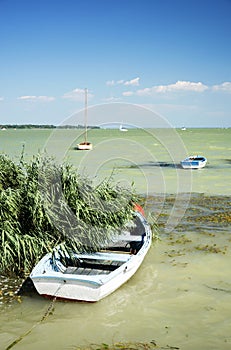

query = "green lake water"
0;128;231;350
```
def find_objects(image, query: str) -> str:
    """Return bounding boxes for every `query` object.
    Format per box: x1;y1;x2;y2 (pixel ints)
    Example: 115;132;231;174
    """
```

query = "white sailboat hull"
119;124;128;132
76;142;93;150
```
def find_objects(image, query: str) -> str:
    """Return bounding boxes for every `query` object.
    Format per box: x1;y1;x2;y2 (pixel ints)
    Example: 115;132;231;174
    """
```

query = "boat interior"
188;156;205;161
63;257;124;276
54;216;147;276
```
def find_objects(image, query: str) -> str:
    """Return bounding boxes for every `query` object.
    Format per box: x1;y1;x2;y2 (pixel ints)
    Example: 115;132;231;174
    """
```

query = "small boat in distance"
76;88;93;150
29;208;152;302
119;124;128;132
181;155;207;169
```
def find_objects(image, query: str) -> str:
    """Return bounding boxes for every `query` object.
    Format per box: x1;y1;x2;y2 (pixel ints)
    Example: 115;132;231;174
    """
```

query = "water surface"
0;128;230;350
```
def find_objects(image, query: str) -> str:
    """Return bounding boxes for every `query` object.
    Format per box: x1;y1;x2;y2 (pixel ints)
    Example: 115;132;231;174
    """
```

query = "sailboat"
76;88;93;150
119;124;128;132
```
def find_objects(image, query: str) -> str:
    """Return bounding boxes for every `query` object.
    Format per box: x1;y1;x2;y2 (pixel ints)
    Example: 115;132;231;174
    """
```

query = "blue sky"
0;0;231;127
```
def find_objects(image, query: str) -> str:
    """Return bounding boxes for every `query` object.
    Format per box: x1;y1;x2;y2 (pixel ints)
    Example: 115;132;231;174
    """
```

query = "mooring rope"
5;283;64;350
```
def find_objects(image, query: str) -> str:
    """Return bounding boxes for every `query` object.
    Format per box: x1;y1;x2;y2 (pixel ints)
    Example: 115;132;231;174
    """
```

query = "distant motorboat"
181;155;207;169
76;88;93;150
119;124;128;132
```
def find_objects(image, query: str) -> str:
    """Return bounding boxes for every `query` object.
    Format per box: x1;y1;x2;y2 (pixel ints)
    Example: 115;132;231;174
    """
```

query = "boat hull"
32;253;147;302
76;142;93;150
30;212;152;302
181;156;207;169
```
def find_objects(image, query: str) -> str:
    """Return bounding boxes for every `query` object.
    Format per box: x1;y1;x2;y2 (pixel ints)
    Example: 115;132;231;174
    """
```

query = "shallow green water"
1;127;230;196
0;128;231;350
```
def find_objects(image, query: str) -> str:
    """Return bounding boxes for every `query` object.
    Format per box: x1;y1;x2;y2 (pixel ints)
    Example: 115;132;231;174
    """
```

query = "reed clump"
0;153;138;277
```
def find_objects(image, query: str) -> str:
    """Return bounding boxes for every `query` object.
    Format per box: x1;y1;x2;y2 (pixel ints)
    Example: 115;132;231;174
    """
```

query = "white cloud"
103;96;121;102
17;95;55;102
106;79;124;86
62;88;94;101
135;81;208;96
122;91;134;96
212;82;231;92
106;77;140;87
136;88;152;96
106;80;116;86
124;77;140;86
0;96;4;101
168;81;208;92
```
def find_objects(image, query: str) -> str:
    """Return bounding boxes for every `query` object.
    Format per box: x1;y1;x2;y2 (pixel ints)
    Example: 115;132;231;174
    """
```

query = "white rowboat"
30;209;152;302
181;155;207;169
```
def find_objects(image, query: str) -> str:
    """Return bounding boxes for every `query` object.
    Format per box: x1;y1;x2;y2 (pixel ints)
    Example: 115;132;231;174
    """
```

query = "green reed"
0;153;138;277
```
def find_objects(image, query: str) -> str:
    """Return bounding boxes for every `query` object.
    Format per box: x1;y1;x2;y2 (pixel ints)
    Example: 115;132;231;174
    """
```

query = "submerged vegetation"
73;340;180;349
0;153;138;277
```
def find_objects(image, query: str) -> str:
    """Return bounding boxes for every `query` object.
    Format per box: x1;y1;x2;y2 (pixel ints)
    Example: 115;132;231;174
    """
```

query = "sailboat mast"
84;88;88;143
76;87;92;150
